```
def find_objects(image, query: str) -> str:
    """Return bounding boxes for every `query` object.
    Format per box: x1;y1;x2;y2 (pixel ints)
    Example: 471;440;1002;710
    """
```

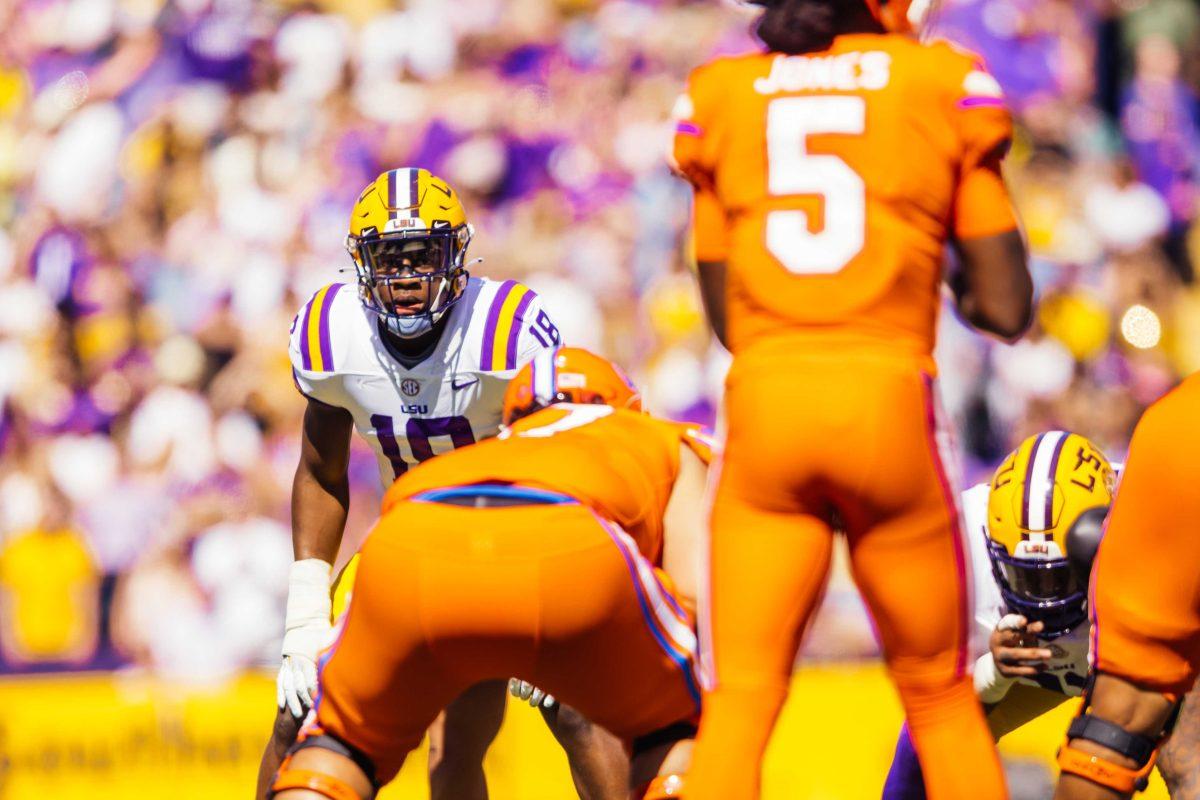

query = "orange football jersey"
673;33;1016;362
382;405;715;564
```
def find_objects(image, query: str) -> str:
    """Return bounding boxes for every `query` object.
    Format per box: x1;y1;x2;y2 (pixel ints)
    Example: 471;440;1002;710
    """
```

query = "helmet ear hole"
1065;506;1109;587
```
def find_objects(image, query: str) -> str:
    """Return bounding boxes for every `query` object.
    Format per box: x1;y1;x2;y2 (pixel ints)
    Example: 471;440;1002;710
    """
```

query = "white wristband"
282;559;333;658
974;652;1015;704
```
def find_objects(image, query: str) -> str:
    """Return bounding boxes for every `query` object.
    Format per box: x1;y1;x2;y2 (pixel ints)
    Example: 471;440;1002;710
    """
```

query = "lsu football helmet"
503;347;642;426
986;431;1116;638
345;168;473;338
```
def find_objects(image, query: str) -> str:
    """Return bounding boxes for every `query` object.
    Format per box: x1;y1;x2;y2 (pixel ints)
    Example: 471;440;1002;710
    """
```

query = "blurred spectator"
0;479;99;667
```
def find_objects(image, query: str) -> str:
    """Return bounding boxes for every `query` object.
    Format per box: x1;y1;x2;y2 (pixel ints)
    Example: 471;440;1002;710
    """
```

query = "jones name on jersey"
289;276;561;487
963;483;1090;700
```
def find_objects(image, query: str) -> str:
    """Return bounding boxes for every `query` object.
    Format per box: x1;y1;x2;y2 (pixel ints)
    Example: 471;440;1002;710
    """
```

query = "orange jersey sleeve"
671;35;1019;361
939;47;1018;239
673;62;731;262
383;407;704;564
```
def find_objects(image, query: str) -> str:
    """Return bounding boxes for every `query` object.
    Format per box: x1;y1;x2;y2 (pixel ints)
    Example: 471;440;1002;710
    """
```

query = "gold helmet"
345;168;473;338
986;431;1116;637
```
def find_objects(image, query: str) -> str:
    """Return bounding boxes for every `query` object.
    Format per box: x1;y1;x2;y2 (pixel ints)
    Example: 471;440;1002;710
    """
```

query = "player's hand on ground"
990;614;1053;678
508;678;557;709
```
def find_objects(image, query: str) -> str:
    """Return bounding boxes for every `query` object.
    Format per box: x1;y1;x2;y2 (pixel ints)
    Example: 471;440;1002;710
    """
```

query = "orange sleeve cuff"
953;160;1018;240
692;186;729;263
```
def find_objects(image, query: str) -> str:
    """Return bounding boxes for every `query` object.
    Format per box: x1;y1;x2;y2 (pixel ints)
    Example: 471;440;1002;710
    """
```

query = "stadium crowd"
0;0;1196;676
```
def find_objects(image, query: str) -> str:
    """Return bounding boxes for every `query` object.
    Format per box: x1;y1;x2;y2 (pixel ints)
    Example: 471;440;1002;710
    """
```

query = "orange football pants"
305;498;700;784
687;346;1006;800
1091;374;1200;697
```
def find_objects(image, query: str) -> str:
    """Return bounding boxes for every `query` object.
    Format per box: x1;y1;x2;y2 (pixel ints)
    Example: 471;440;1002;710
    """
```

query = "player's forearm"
696;260;728;348
291;463;350;564
951;229;1032;342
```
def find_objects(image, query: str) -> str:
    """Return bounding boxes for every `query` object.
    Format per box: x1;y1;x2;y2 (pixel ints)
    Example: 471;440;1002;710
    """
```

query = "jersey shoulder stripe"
297;282;346;373
480;279;538;371
682;426;720;465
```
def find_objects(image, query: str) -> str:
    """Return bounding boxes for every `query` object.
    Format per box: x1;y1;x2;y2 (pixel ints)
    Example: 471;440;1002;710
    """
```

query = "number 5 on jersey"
766;96;866;275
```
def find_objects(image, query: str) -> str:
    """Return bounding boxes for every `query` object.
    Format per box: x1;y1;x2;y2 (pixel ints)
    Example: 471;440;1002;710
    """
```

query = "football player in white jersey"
882;431;1114;799
255;168;626;800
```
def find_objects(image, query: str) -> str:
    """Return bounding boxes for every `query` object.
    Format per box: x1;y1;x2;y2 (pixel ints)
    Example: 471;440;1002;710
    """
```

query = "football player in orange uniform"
268;347;713;800
672;1;1033;798
1054;374;1200;799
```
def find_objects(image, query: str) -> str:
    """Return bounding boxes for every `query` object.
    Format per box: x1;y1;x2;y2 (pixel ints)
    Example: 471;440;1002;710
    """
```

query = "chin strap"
1056;684;1181;795
638;773;685;799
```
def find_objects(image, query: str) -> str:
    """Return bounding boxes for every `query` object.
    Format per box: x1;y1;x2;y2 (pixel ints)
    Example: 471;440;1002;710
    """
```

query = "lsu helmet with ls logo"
986;431;1116;638
502;347;642;426
345;168;474;338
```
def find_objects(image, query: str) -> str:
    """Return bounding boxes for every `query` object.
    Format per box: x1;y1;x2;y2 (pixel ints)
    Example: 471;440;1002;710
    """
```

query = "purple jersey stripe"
317;283;343;372
959;97;1006;108
1044;433;1069;530
504;289;537;369
675;121;703;137
1021;432;1046;530
480;280;517;371
920;374;971;678
298;294;316;370
371;413;407;480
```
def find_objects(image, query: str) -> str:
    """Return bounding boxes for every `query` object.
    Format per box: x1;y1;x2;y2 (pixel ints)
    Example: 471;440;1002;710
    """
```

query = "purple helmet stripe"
317;283;343;371
504;289;537;369
1021;432;1045;530
387;170;397;220
409;167;419;209
1043;433;1069;530
480;280;516;371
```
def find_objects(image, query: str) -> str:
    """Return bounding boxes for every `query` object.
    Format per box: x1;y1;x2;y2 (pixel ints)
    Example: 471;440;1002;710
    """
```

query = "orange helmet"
746;0;937;34
503;347;642;426
864;0;937;33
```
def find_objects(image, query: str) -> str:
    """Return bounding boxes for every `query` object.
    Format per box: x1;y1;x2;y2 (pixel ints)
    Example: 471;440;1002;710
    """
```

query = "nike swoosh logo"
452;377;479;391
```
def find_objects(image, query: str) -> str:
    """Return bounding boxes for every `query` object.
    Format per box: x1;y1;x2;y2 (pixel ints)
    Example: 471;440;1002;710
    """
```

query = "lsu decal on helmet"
345;168;473;338
744;0;938;34
986;431;1116;638
503;347;642;426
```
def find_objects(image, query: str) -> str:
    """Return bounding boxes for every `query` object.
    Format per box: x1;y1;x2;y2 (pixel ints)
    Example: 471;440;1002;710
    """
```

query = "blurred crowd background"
0;0;1196;677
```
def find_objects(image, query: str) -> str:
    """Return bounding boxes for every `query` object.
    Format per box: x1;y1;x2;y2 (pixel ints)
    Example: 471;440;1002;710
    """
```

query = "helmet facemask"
349;223;472;338
987;539;1086;639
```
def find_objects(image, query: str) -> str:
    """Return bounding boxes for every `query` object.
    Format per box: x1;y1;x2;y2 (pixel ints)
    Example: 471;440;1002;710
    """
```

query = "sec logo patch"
401;379;421;397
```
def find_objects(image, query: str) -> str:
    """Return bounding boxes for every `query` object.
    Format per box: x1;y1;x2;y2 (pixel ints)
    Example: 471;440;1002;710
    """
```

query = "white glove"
277;559;334;719
508;678;557;709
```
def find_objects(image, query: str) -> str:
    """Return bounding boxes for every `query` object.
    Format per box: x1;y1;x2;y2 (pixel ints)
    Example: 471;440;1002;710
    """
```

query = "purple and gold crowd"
0;0;1195;675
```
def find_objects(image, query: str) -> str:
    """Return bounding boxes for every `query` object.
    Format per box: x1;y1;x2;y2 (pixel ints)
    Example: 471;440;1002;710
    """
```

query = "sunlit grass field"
0;664;1169;799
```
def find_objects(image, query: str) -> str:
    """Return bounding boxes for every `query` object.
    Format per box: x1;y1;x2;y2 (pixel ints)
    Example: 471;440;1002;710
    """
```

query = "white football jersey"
289;277;562;489
963;483;1090;700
